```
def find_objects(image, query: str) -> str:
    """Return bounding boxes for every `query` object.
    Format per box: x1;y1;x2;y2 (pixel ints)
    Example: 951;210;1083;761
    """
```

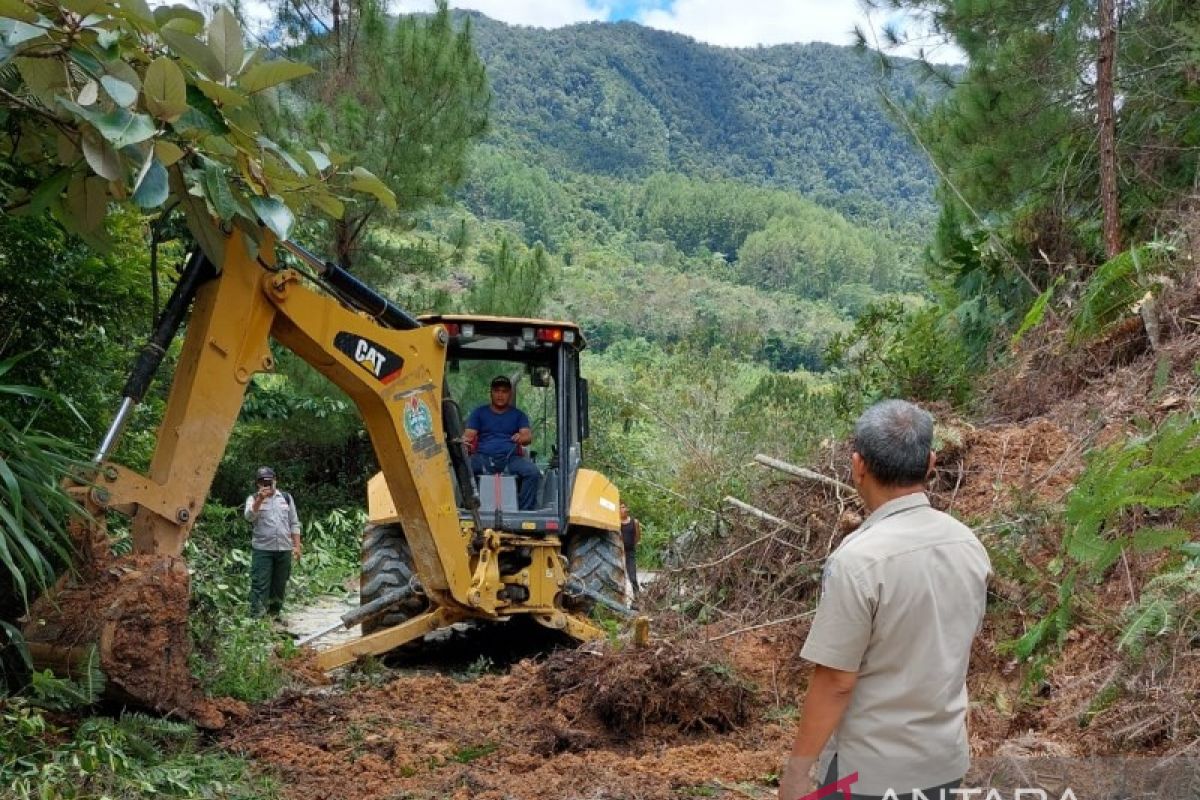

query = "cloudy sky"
387;0;956;58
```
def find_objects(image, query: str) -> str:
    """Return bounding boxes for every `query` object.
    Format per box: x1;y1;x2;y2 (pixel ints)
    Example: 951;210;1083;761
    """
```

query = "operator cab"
420;315;589;536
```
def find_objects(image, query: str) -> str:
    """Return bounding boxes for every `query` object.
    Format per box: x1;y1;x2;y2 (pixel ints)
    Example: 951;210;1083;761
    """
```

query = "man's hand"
777;755;817;800
510;432;521;442
292;538;302;561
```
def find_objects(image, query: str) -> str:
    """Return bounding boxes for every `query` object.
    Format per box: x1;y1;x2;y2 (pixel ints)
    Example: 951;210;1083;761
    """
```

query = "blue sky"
608;0;670;21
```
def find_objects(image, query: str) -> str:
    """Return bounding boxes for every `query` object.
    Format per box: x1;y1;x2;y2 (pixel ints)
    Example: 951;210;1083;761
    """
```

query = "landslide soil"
224;633;790;800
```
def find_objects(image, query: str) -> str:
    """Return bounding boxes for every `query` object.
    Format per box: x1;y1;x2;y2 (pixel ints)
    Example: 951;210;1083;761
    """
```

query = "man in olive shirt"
779;400;992;800
244;466;302;619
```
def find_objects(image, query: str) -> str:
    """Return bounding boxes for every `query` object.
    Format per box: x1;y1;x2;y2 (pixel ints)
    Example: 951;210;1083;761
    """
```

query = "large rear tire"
360;523;427;635
565;527;628;611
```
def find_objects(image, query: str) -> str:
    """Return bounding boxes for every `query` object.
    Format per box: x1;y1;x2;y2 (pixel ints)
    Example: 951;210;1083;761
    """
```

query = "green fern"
1063;413;1200;577
1011;276;1062;348
1016;413;1200;662
1069;245;1160;344
1118;563;1200;658
26;646;106;711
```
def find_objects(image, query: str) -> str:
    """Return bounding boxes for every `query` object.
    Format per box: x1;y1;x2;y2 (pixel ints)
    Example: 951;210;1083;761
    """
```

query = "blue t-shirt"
467;405;531;457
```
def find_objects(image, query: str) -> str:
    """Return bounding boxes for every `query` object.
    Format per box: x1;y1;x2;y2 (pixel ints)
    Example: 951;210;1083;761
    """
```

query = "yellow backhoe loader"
22;231;636;725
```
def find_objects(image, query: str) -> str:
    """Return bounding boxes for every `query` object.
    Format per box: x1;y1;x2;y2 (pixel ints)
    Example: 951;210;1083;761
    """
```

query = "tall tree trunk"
1097;0;1121;258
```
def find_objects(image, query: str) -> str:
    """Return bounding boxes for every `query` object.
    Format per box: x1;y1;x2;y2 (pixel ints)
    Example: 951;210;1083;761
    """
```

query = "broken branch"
754;454;856;497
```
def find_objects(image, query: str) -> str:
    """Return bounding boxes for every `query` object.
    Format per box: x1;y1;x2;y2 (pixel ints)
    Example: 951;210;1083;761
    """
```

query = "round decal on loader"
403;396;438;457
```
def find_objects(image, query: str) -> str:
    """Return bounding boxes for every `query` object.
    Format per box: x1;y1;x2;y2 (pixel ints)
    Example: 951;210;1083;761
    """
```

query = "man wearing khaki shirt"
779;400;992;800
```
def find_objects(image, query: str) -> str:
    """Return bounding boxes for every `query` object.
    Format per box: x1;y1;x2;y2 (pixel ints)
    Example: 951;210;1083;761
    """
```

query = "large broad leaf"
66;174;108;231
152;4;203;34
132;157;168;208
202;162;237;220
161;26;223;80
29;168;72;214
61;99;157;148
81;129;122;180
76;79;99;106
6;20;46;46
0;0;38;23
143;57;188;121
96;109;156;148
207;6;243;80
15;57;66;106
307;150;331;172
100;74;138;107
195;78;246;109
257;136;304;176
249;194;293;240
238;59;314;94
154;139;184;166
310;191;345;219
348;166;397;210
116;0;155;29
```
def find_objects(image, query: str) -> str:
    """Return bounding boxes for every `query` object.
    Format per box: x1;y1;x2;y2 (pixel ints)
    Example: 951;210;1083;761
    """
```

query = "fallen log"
753;453;856;497
721;496;803;533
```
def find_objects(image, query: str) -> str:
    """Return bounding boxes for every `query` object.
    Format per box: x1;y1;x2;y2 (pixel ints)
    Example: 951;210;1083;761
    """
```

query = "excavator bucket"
22;502;226;727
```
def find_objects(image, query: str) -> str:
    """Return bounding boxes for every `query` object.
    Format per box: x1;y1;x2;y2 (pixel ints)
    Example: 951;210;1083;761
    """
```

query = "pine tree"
273;0;490;269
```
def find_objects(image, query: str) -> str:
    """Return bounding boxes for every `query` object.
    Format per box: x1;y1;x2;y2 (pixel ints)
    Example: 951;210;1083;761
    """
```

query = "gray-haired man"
779;400;992;800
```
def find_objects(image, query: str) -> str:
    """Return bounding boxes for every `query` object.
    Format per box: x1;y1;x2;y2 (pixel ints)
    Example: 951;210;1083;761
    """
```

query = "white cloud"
392;0;610;28
638;0;963;62
640;0;861;48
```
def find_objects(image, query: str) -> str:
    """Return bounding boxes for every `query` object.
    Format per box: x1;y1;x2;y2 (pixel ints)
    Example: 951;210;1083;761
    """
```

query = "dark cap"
255;466;276;481
490;375;512;389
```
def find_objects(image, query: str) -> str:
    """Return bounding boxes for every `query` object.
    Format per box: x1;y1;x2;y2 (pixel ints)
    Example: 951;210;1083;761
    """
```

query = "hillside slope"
466;14;938;224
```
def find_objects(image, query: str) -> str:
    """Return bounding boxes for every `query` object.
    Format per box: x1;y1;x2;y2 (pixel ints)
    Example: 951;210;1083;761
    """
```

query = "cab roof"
419;314;586;347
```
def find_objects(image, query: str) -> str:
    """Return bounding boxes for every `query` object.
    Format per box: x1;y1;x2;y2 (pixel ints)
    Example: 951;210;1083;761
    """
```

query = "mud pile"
23;553;224;728
540;643;756;735
226;636;785;800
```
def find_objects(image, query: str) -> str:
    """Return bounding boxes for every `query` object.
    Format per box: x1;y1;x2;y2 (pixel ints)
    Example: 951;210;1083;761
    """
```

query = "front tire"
565;527;628;611
360;524;427;635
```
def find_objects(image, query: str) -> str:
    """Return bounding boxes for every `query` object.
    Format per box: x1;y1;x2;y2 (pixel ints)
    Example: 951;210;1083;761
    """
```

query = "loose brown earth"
225;637;788;800
24;551;226;729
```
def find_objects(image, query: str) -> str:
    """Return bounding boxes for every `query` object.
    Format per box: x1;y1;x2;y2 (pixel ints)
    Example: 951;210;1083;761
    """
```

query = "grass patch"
452;742;498;763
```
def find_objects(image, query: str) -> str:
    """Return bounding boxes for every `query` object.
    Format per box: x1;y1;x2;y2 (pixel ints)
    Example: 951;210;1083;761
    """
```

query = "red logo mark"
799;771;859;800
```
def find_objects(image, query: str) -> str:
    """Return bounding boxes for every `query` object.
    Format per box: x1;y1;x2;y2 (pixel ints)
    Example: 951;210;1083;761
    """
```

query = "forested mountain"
465;14;938;224
368;13;944;371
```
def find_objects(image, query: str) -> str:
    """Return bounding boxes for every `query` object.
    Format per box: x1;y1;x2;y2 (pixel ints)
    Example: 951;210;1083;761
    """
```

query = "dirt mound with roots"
540;643;757;735
23;551;225;728
226;636;782;800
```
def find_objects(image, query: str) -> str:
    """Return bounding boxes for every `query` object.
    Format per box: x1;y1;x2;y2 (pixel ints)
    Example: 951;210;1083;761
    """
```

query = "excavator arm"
86;232;474;606
22;232;492;724
24;229;626;724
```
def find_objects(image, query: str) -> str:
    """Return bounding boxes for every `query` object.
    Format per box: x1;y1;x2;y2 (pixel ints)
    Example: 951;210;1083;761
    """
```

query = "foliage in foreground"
0;0;394;252
0;358;82;613
0;697;274;800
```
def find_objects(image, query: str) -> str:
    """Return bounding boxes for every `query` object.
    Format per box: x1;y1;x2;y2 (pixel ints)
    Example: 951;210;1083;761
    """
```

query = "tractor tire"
565;527;628;612
360;523;427;635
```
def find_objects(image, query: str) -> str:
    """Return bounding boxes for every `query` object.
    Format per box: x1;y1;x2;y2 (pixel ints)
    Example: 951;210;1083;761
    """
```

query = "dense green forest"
465;14;938;221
